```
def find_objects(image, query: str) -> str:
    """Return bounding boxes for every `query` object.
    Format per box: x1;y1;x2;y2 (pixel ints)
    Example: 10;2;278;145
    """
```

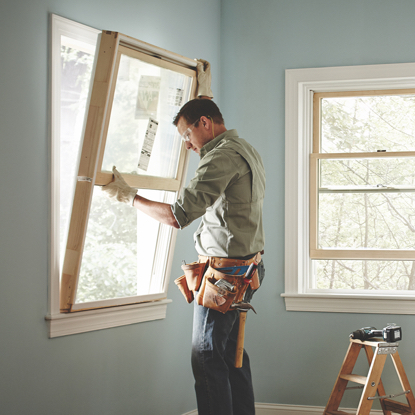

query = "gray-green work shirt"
171;129;265;258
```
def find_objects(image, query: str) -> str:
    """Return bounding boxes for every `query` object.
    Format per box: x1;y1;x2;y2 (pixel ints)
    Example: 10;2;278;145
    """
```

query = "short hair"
173;98;225;126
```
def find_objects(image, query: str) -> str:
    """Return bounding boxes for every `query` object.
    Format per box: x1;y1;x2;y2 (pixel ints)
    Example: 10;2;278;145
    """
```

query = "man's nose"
185;141;192;150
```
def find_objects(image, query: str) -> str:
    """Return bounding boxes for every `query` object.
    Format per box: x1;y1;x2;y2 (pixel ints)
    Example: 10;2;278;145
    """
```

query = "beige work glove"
101;166;138;206
196;59;214;99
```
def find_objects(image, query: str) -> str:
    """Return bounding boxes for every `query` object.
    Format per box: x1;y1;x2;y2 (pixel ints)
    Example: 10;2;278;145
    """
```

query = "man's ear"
200;115;211;130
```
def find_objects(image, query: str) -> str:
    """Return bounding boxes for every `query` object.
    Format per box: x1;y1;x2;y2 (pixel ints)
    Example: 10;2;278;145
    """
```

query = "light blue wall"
220;0;415;408
1;0;415;414
0;0;219;414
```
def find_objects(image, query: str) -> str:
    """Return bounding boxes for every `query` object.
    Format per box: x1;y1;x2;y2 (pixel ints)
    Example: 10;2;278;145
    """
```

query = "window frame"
47;14;196;337
284;62;415;314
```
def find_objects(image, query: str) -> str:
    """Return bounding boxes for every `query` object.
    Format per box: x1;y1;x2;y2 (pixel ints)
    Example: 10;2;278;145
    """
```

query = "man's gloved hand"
101;166;138;206
196;59;214;99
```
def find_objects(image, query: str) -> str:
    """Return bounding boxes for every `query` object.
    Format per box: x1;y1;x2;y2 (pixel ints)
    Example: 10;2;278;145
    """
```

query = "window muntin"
311;90;415;293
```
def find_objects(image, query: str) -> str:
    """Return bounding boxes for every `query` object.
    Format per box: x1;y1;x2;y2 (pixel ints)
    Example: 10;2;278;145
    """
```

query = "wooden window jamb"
60;31;197;313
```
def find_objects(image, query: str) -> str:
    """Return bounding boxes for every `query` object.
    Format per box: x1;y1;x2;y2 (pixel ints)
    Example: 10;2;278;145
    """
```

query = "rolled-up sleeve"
171;149;239;229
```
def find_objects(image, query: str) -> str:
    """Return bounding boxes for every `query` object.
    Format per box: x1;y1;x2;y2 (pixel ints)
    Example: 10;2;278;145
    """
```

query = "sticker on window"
138;118;158;171
135;76;161;119
168;87;184;107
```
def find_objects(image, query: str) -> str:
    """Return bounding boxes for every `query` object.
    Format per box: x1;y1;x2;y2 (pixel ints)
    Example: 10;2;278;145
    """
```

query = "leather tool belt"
174;252;262;314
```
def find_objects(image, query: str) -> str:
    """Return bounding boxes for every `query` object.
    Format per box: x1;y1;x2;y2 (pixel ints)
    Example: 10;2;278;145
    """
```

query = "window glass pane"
312;260;415;291
318;192;415;249
59;39;95;270
321;95;415;153
320;158;415;188
101;53;192;178
76;187;174;304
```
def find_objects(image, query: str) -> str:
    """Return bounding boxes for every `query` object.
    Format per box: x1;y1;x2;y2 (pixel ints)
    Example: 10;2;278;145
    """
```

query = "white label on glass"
135;76;161;119
168;87;184;106
138;118;158;171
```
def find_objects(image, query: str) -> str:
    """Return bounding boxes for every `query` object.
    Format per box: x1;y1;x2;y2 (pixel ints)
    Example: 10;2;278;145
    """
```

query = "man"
102;62;265;415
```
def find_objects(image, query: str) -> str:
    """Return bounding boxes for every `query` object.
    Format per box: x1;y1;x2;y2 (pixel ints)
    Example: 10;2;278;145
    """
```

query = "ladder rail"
323;338;415;415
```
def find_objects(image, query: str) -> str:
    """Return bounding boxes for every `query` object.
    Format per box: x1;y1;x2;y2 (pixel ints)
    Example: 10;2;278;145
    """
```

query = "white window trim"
47;14;183;337
283;62;415;314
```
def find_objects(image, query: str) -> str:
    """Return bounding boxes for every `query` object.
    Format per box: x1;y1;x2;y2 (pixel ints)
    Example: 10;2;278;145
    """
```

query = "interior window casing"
47;15;196;337
284;62;415;314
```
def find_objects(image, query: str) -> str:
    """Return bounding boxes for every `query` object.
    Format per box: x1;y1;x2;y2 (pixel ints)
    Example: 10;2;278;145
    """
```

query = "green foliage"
316;94;415;291
77;191;138;303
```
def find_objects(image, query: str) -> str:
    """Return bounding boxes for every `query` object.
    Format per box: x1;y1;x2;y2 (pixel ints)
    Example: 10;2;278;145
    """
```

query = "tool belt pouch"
174;275;194;304
196;266;247;314
181;261;206;292
250;269;260;290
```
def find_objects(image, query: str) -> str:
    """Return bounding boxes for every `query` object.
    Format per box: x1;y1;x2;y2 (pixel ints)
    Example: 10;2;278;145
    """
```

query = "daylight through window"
310;91;415;293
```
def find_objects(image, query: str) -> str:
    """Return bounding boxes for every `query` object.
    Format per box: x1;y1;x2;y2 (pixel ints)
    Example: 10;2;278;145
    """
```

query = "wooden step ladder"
323;338;415;415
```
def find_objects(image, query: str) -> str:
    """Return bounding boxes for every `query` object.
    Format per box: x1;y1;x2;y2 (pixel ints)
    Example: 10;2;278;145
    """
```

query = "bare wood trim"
311;249;415;260
96;49;122;172
311;151;415;160
309;156;318;251
313;93;321;153
60;32;120;312
175;72;197;182
118;45;195;77
118;32;197;70
314;88;415;99
95;171;181;191
71;294;167;312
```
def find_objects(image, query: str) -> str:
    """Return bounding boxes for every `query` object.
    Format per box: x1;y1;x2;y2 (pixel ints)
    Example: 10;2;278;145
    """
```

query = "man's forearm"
132;194;180;229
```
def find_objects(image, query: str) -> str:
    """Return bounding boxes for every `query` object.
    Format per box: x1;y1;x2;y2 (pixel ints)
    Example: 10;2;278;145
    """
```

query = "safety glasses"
180;118;199;142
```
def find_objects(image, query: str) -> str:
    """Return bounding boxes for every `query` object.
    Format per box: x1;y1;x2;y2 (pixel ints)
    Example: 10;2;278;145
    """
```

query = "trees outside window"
311;91;415;292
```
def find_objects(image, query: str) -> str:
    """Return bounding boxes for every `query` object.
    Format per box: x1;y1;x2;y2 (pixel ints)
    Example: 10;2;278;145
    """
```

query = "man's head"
173;99;226;154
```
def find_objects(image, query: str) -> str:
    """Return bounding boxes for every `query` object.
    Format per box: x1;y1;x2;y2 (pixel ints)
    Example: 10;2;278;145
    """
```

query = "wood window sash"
310;89;415;262
60;31;196;313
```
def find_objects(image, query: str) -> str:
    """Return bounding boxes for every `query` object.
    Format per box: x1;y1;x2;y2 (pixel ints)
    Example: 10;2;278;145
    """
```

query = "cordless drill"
349;324;402;342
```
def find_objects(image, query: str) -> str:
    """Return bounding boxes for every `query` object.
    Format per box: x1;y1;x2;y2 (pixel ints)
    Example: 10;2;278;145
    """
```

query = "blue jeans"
191;261;265;415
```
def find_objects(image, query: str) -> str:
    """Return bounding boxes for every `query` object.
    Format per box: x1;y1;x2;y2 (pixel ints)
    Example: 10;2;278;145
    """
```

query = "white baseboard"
183;402;384;415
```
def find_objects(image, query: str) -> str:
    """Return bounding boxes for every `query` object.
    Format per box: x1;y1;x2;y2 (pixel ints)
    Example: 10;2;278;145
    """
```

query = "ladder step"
383;398;411;414
326;411;354;415
339;374;367;384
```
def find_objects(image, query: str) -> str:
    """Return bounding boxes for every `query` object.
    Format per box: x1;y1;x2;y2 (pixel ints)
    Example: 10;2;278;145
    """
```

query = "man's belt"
198;250;263;273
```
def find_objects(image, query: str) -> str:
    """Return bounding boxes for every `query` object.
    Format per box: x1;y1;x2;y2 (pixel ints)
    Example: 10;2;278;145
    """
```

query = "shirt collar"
199;129;239;159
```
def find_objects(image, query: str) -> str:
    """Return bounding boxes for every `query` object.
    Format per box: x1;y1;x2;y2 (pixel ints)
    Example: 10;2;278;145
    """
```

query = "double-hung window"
284;63;415;314
47;15;196;337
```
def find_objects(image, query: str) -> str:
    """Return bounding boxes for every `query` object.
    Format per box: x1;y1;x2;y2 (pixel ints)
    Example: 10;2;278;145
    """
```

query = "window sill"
281;293;415;314
45;299;172;338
